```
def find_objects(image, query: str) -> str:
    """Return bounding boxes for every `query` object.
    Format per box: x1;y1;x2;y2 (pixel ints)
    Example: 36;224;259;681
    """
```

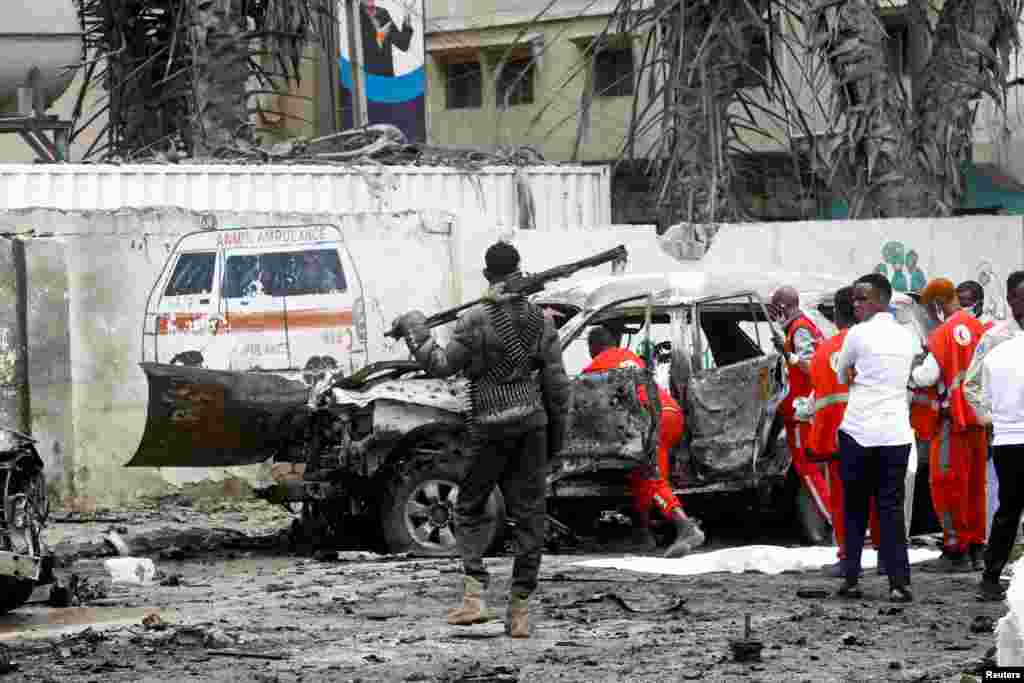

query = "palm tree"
73;0;330;160
560;0;1022;228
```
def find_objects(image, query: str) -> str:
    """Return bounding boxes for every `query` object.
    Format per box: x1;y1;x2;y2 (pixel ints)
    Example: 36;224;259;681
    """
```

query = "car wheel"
379;436;506;557
0;576;35;613
796;483;833;545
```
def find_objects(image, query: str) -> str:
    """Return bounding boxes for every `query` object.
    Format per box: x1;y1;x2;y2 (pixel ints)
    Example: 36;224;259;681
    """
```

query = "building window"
496;58;534;108
445;61;482;110
594;48;634;97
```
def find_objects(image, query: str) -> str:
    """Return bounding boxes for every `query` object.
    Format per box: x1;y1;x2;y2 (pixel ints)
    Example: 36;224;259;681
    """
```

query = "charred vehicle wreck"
131;267;898;556
1;426;51;612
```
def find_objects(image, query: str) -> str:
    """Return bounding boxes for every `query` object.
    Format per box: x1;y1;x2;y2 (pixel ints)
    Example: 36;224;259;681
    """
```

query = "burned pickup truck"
131;267;860;556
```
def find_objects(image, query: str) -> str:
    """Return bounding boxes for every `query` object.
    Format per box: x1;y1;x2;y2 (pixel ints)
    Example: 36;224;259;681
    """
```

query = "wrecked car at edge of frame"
0;426;52;612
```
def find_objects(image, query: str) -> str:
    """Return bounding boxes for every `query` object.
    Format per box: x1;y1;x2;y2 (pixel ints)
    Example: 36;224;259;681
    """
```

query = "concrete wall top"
0;163;612;229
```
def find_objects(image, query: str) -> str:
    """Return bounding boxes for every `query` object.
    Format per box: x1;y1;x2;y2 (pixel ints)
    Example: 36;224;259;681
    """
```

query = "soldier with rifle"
391;241;572;639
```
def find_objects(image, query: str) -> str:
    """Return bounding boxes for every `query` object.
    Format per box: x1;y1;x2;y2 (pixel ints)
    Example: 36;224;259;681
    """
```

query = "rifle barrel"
385;245;628;339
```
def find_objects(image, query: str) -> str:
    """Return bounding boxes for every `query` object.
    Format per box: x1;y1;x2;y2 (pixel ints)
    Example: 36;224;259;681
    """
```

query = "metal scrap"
568;592;687;615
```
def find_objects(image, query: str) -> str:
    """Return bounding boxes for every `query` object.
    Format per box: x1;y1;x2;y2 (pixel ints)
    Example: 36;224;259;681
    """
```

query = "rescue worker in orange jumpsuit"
583;326;706;558
958;280;998;542
798;287;882;577
911;278;988;572
770;287;831;527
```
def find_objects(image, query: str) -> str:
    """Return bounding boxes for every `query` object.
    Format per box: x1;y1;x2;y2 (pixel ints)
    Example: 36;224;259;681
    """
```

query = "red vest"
807;330;849;456
779;314;823;421
927;309;985;431
583;348;682;419
909;385;940;441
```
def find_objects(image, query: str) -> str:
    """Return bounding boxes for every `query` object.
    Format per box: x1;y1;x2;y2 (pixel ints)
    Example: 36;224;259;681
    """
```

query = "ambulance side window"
165;252;216;296
286;249;348;295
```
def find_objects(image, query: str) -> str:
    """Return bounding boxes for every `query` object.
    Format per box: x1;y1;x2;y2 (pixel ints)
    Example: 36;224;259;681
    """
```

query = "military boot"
447;576;495;625
505;593;530;638
664;510;706;559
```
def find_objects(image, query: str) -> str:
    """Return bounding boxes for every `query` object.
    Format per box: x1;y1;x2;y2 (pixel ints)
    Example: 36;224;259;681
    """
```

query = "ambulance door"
153;249;219;366
221;249;290;371
281;244;358;378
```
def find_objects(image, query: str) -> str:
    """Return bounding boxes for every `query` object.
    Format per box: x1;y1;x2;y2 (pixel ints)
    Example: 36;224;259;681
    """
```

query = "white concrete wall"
0;207;462;504
704;216;1024;320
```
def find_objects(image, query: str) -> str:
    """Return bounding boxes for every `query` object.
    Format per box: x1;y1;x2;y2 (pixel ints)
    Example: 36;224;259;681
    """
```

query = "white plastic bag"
104;557;157;585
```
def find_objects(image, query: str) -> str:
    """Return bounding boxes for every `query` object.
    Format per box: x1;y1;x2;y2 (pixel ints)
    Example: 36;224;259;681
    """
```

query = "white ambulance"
142;224;368;382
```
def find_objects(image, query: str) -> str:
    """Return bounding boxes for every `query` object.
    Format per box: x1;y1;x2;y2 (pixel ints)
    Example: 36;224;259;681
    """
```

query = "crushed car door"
685;293;788;484
550;294;662;484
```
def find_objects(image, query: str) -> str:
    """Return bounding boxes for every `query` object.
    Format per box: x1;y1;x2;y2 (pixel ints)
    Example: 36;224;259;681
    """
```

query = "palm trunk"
657;0;755;229
910;0;1016;215
810;0;912;218
190;0;253;156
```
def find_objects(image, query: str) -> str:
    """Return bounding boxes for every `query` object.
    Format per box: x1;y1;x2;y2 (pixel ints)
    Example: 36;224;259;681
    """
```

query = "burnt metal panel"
128;363;309;467
686;355;785;482
551;368;652;479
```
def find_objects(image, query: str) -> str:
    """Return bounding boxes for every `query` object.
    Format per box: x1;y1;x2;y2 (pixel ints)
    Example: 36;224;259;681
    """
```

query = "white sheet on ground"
572;545;941;576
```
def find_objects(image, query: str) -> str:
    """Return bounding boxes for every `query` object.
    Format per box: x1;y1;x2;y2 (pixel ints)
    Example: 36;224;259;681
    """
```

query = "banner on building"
338;0;426;143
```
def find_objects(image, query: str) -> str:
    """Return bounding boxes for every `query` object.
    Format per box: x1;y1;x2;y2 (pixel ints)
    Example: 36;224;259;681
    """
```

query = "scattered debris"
568;592;687;614
159;573;182;587
313;550;339;563
142;614;167;631
970;615;996;634
47;574;109;607
103;531;131;556
840;632;863;646
158;547;187;562
205;650;288;661
105;557;157;585
796;589;829;599
448;663;519;682
729;615;764;662
0;644;13;675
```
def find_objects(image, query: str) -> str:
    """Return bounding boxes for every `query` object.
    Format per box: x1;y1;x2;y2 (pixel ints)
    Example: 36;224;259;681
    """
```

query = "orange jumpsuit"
584;347;685;518
780;314;831;523
924;310;988;553
808;330;880;559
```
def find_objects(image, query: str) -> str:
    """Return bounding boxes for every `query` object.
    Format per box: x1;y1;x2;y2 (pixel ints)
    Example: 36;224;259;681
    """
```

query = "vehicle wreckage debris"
48;574;109;607
729;615;764;663
0;644;13;675
567;592;687;615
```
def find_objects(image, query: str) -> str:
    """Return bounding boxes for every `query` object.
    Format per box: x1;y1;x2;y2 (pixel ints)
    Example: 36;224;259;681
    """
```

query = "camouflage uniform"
399;287;571;599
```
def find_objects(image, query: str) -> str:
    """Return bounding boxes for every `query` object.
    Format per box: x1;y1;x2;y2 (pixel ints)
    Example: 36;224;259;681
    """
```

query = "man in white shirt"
834;273;917;603
973;271;1024;601
964;273;1024;546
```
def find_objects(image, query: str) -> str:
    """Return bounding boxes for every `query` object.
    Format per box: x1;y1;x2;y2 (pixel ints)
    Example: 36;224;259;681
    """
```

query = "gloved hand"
392;310;430;350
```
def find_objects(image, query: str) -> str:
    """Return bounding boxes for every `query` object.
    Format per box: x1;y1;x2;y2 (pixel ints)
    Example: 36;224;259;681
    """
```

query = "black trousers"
838;431;911;585
456;427;547;597
983;444;1024;583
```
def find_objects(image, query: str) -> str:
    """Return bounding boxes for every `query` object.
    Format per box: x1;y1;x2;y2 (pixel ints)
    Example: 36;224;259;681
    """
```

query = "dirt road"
0;503;1004;682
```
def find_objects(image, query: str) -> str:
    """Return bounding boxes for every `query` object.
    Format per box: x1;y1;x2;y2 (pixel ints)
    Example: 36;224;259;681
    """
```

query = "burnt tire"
379;437;505;557
0;576;35;613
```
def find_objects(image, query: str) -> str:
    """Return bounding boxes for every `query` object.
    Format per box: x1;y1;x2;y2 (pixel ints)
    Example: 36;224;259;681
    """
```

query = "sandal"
889;586;913;603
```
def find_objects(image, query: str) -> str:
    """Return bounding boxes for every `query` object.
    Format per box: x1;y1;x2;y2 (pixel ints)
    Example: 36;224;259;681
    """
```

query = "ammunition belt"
465;298;544;432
